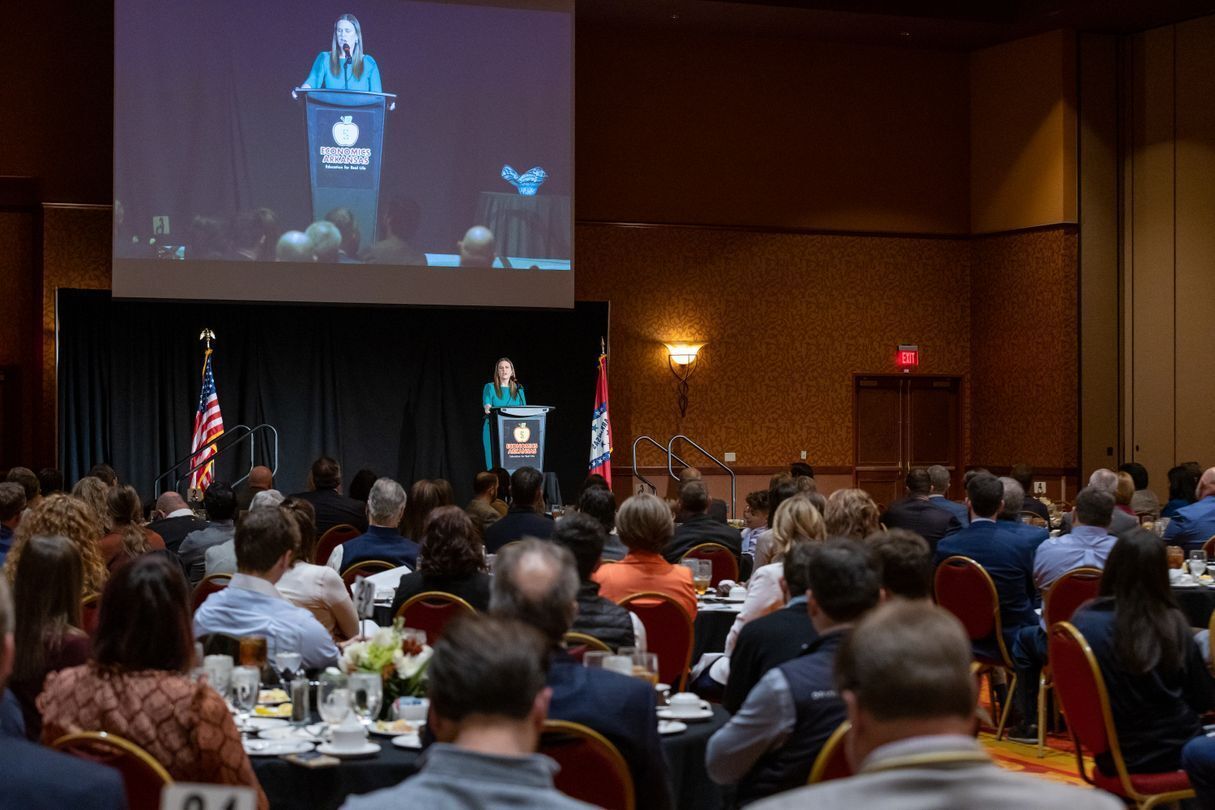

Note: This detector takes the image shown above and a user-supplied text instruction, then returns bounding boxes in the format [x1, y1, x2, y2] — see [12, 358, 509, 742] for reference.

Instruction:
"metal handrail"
[630, 435, 693, 495]
[153, 424, 279, 496]
[666, 434, 737, 518]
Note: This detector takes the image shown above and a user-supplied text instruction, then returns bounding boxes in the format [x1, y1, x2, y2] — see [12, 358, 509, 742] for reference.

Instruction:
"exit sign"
[897, 344, 920, 369]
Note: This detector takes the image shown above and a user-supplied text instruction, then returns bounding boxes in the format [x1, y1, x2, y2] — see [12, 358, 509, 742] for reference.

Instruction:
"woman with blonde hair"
[824, 488, 881, 540]
[98, 485, 165, 571]
[5, 494, 108, 596]
[71, 475, 113, 534]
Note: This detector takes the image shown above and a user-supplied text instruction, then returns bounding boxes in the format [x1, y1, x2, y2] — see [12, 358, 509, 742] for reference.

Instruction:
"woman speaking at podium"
[483, 358, 526, 469]
[299, 13, 382, 93]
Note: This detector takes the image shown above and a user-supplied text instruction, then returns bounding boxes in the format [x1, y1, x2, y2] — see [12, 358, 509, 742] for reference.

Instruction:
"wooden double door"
[853, 375, 962, 509]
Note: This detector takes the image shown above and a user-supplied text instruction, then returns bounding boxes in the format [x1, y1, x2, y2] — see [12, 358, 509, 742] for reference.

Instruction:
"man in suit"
[1010, 463, 1051, 523]
[675, 467, 730, 524]
[148, 491, 209, 554]
[723, 542, 819, 713]
[1061, 468, 1139, 535]
[177, 482, 238, 586]
[864, 529, 933, 601]
[665, 479, 742, 562]
[288, 456, 368, 536]
[484, 467, 554, 552]
[235, 465, 274, 513]
[995, 477, 1050, 572]
[880, 468, 960, 553]
[0, 577, 128, 809]
[491, 539, 672, 809]
[1164, 467, 1215, 553]
[750, 602, 1121, 810]
[326, 477, 418, 573]
[926, 465, 968, 529]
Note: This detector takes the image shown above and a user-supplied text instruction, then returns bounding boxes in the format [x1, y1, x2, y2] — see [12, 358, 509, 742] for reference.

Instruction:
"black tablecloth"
[693, 608, 738, 663]
[253, 707, 730, 810]
[1173, 585, 1215, 628]
[474, 191, 571, 259]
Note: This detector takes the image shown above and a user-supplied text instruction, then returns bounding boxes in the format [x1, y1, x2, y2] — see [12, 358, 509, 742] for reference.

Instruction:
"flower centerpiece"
[340, 620, 432, 719]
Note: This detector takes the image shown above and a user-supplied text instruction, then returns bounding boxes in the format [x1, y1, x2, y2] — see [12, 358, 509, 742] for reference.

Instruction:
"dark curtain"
[58, 290, 607, 505]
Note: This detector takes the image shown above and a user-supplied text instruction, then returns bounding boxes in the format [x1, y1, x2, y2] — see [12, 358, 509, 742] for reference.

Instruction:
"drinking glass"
[239, 636, 269, 670]
[203, 654, 233, 700]
[582, 651, 609, 669]
[319, 685, 352, 727]
[630, 651, 660, 686]
[1167, 545, 1185, 570]
[275, 651, 302, 682]
[349, 673, 383, 725]
[230, 666, 260, 730]
[1189, 550, 1208, 577]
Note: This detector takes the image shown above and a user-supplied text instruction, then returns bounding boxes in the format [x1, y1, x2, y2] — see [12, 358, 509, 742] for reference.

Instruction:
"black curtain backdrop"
[58, 290, 607, 505]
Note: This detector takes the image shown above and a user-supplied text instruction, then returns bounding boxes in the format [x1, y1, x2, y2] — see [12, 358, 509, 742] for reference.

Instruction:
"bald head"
[458, 226, 495, 267]
[276, 230, 314, 262]
[1199, 468, 1215, 500]
[490, 538, 579, 645]
[249, 466, 274, 490]
[155, 491, 188, 515]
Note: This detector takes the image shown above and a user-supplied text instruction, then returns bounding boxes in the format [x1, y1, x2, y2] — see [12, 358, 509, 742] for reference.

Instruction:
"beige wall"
[970, 30, 1078, 233]
[1122, 16, 1215, 496]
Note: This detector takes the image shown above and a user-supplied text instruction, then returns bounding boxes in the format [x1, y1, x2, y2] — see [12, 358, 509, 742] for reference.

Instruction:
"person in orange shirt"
[592, 493, 697, 618]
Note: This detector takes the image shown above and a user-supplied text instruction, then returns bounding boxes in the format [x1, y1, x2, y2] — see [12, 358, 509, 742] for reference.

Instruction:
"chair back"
[81, 593, 101, 636]
[541, 720, 635, 810]
[395, 591, 477, 643]
[934, 556, 1012, 666]
[1203, 534, 1215, 560]
[314, 523, 361, 565]
[619, 591, 694, 690]
[1018, 511, 1047, 527]
[1042, 567, 1102, 628]
[1048, 622, 1127, 790]
[807, 721, 852, 784]
[190, 573, 230, 615]
[680, 543, 740, 586]
[341, 559, 396, 593]
[52, 731, 173, 810]
[563, 631, 612, 657]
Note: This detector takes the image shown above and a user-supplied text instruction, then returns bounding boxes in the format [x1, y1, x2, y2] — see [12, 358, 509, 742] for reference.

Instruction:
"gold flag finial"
[199, 328, 216, 350]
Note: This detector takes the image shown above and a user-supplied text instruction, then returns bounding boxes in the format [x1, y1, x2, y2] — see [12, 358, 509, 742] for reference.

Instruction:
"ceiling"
[577, 0, 1215, 49]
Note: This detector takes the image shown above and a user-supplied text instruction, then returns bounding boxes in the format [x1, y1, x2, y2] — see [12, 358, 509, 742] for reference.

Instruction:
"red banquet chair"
[807, 721, 853, 785]
[313, 523, 361, 565]
[394, 591, 477, 644]
[541, 720, 635, 810]
[1036, 567, 1103, 756]
[619, 592, 694, 691]
[1049, 621, 1195, 808]
[80, 593, 101, 636]
[52, 731, 173, 810]
[190, 573, 230, 615]
[933, 555, 1018, 739]
[680, 543, 740, 587]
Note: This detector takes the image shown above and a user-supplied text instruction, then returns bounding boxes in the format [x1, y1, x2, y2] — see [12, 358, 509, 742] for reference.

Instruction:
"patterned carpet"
[980, 732, 1092, 789]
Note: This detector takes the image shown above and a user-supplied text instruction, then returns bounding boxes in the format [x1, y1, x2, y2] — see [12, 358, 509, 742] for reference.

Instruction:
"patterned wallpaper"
[0, 211, 38, 462]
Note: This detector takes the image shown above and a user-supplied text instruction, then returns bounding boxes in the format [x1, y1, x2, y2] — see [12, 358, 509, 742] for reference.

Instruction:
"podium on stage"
[490, 406, 555, 473]
[294, 88, 396, 244]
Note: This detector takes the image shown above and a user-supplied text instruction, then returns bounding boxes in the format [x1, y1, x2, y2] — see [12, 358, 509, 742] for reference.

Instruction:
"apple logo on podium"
[513, 423, 531, 443]
[332, 115, 360, 147]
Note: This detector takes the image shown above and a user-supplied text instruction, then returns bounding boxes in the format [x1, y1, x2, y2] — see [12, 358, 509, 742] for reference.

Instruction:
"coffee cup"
[667, 692, 704, 717]
[332, 715, 367, 751]
[1169, 567, 1184, 584]
[395, 697, 429, 723]
[728, 586, 747, 600]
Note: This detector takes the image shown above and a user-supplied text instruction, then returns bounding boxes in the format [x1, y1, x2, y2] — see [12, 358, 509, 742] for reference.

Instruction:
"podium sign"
[492, 406, 554, 474]
[299, 89, 394, 245]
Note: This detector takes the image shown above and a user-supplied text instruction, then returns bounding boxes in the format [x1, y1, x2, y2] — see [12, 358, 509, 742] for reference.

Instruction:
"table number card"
[161, 784, 257, 810]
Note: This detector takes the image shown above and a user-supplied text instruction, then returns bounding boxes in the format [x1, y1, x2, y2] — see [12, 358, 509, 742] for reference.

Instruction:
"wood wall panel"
[0, 210, 38, 465]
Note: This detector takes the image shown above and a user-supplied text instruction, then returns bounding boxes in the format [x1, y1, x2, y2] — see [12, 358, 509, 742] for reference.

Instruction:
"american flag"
[189, 347, 225, 492]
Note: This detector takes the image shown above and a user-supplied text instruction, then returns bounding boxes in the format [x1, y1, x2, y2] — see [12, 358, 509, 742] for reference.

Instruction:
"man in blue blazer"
[491, 538, 673, 810]
[881, 468, 961, 553]
[927, 465, 969, 529]
[0, 579, 127, 809]
[1164, 468, 1215, 553]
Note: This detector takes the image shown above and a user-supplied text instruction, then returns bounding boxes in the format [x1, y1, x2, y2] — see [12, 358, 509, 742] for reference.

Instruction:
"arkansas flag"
[188, 346, 225, 492]
[589, 349, 613, 486]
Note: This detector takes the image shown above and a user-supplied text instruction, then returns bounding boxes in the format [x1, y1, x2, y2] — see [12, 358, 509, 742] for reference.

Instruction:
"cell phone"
[282, 751, 341, 768]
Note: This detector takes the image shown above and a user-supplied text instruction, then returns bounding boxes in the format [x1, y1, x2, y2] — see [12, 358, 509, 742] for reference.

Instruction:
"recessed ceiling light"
[899, 31, 912, 37]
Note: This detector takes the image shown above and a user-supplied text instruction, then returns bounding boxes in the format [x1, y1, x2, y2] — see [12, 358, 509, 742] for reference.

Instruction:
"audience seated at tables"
[347, 468, 379, 504]
[178, 482, 238, 585]
[0, 483, 25, 565]
[666, 479, 743, 563]
[864, 528, 934, 601]
[995, 477, 1050, 556]
[400, 478, 453, 551]
[935, 473, 1041, 742]
[36, 468, 63, 498]
[749, 601, 1122, 810]
[326, 478, 417, 573]
[71, 475, 113, 534]
[550, 512, 638, 652]
[739, 490, 769, 559]
[288, 457, 368, 535]
[591, 493, 697, 619]
[1114, 471, 1138, 517]
[465, 470, 504, 539]
[148, 491, 209, 554]
[750, 476, 800, 571]
[823, 488, 881, 541]
[491, 539, 673, 810]
[1010, 463, 1052, 523]
[99, 484, 166, 571]
[706, 539, 881, 803]
[342, 614, 589, 809]
[193, 507, 339, 670]
[6, 467, 42, 513]
[276, 498, 359, 639]
[1033, 487, 1118, 592]
[0, 577, 126, 809]
[206, 489, 285, 577]
[1068, 530, 1215, 787]
[1164, 466, 1215, 553]
[86, 464, 119, 488]
[484, 467, 554, 552]
[576, 477, 626, 560]
[1119, 462, 1160, 518]
[675, 468, 730, 524]
[927, 464, 970, 528]
[722, 541, 819, 714]
[879, 468, 960, 553]
[1163, 464, 1200, 518]
[9, 535, 90, 740]
[359, 196, 427, 267]
[390, 506, 492, 615]
[1062, 469, 1140, 535]
[5, 493, 108, 598]
[38, 554, 268, 808]
[235, 465, 275, 513]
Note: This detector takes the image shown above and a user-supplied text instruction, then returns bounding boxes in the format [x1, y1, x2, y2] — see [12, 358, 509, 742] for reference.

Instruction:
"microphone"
[343, 43, 352, 66]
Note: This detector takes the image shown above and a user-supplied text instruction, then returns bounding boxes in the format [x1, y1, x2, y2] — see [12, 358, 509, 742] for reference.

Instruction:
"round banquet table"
[693, 603, 740, 662]
[1172, 584, 1215, 628]
[252, 706, 730, 810]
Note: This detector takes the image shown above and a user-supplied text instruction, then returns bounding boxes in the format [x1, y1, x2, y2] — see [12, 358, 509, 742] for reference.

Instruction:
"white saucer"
[1173, 582, 1201, 589]
[391, 733, 423, 749]
[317, 741, 382, 758]
[243, 739, 314, 757]
[240, 717, 290, 732]
[258, 725, 326, 743]
[657, 704, 713, 722]
[658, 720, 687, 735]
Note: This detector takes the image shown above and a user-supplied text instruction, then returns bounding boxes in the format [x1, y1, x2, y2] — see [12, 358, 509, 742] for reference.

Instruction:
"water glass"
[230, 666, 260, 729]
[349, 673, 383, 724]
[630, 651, 659, 686]
[275, 651, 303, 681]
[203, 654, 234, 700]
[319, 685, 352, 727]
[583, 651, 609, 669]
[1189, 550, 1207, 577]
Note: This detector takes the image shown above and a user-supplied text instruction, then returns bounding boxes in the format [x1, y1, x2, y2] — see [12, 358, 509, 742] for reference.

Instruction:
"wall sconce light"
[663, 342, 705, 417]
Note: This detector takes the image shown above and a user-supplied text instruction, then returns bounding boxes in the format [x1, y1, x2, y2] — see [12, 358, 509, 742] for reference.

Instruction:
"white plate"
[243, 739, 314, 757]
[370, 721, 423, 738]
[657, 704, 714, 722]
[391, 733, 423, 750]
[1173, 582, 1201, 589]
[658, 720, 687, 735]
[258, 725, 326, 743]
[317, 741, 381, 758]
[240, 717, 290, 732]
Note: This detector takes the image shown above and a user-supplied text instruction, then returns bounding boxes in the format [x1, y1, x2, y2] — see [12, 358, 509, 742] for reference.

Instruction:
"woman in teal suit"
[483, 357, 526, 469]
[297, 14, 383, 94]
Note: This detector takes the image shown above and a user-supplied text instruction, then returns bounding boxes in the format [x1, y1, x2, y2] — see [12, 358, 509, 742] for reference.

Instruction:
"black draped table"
[1173, 584, 1215, 628]
[474, 191, 571, 260]
[693, 601, 741, 663]
[252, 707, 729, 810]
